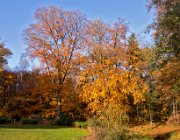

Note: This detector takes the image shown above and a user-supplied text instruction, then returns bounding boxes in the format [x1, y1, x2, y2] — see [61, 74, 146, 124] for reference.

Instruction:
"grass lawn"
[0, 125, 89, 140]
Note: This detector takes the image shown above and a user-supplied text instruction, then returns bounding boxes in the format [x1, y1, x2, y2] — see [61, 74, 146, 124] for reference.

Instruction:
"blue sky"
[0, 0, 153, 68]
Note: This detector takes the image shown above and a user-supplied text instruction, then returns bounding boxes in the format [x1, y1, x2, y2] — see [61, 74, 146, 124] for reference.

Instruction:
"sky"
[0, 0, 153, 69]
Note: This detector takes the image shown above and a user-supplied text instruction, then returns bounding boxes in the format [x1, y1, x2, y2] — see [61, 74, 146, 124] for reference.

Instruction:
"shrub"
[0, 117, 12, 124]
[86, 103, 130, 140]
[73, 121, 87, 128]
[21, 118, 39, 125]
[55, 112, 73, 126]
[87, 118, 102, 127]
[104, 128, 130, 140]
[0, 118, 6, 124]
[87, 124, 130, 140]
[6, 118, 13, 123]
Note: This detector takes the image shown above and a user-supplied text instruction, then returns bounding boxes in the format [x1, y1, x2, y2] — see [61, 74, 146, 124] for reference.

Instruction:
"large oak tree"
[24, 6, 87, 119]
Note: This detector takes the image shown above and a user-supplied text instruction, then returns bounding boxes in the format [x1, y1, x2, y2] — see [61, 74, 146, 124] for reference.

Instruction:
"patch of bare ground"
[131, 123, 180, 138]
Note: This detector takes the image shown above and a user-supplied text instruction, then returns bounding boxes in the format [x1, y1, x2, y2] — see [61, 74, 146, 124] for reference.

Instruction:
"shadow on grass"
[0, 125, 71, 129]
[131, 132, 173, 140]
[153, 131, 173, 140]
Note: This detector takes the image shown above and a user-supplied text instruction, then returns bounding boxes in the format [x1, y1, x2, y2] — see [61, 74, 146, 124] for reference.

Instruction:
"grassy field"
[0, 124, 179, 140]
[0, 125, 89, 140]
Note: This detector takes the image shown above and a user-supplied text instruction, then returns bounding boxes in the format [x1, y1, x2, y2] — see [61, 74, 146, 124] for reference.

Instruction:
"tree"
[126, 33, 144, 73]
[78, 20, 147, 121]
[148, 0, 180, 60]
[1, 70, 41, 119]
[24, 6, 87, 119]
[148, 0, 180, 122]
[126, 33, 148, 123]
[0, 41, 12, 116]
[0, 41, 12, 69]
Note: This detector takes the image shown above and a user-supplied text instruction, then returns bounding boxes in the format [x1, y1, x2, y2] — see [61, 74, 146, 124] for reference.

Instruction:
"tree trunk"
[175, 99, 178, 116]
[136, 105, 139, 122]
[173, 98, 176, 121]
[143, 104, 146, 122]
[149, 103, 153, 125]
[57, 95, 61, 119]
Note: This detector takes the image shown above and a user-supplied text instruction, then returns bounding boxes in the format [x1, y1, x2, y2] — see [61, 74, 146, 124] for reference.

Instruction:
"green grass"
[0, 125, 89, 140]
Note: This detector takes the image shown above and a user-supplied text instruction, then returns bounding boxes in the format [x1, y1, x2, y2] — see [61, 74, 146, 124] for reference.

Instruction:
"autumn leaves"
[24, 6, 147, 119]
[78, 20, 147, 117]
